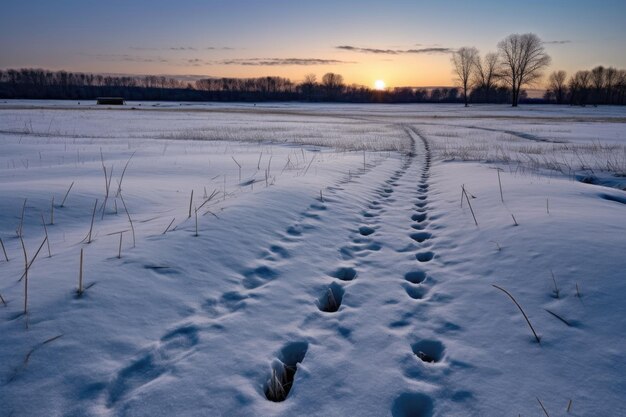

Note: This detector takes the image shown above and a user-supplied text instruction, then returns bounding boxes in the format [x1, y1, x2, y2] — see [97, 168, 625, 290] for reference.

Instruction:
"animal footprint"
[106, 325, 199, 407]
[264, 342, 308, 402]
[392, 392, 434, 417]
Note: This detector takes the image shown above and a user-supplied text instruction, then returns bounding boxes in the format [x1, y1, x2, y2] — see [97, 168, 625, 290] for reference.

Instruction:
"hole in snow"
[411, 340, 445, 363]
[359, 226, 375, 236]
[405, 271, 427, 284]
[329, 267, 357, 281]
[410, 232, 432, 243]
[412, 213, 427, 223]
[392, 392, 434, 417]
[264, 342, 308, 402]
[416, 252, 434, 262]
[318, 282, 344, 313]
[405, 285, 427, 300]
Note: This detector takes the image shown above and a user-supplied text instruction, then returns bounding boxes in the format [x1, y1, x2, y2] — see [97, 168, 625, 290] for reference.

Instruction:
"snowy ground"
[1, 101, 625, 417]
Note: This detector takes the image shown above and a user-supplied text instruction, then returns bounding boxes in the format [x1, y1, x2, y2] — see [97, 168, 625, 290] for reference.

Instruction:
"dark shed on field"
[96, 97, 125, 105]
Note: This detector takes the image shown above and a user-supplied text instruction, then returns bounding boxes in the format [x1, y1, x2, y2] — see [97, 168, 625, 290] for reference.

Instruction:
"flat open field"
[1, 101, 625, 417]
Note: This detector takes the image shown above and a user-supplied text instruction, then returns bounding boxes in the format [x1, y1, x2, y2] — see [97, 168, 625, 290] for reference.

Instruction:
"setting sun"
[374, 79, 386, 90]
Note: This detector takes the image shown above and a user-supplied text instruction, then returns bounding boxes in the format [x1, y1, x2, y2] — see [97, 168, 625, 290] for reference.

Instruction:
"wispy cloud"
[219, 58, 355, 66]
[543, 40, 572, 45]
[87, 53, 170, 63]
[336, 45, 453, 54]
[130, 46, 234, 51]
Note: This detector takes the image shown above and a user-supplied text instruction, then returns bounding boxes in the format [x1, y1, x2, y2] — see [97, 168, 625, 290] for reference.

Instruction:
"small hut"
[96, 97, 125, 105]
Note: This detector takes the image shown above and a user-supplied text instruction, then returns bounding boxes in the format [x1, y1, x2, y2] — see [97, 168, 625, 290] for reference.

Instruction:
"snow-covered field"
[1, 101, 625, 417]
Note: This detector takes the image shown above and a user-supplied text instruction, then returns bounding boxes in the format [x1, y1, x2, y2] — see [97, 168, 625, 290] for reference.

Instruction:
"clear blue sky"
[1, 0, 625, 87]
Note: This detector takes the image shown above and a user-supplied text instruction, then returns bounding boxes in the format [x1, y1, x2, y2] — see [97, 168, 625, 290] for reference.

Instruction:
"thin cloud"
[336, 46, 399, 54]
[543, 40, 572, 45]
[130, 46, 233, 51]
[219, 58, 355, 66]
[88, 53, 170, 63]
[337, 45, 452, 54]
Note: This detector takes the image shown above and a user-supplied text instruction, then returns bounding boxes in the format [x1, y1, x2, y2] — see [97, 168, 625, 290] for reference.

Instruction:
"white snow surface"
[1, 101, 625, 417]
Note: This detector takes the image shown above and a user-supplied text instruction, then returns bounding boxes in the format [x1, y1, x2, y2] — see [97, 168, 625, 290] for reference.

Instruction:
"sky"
[1, 0, 626, 88]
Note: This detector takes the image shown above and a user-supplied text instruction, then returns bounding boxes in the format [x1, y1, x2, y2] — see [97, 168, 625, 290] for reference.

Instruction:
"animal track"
[411, 213, 427, 223]
[410, 232, 431, 243]
[242, 265, 278, 289]
[404, 271, 427, 284]
[358, 226, 376, 236]
[106, 324, 199, 407]
[392, 392, 434, 417]
[415, 252, 434, 263]
[329, 266, 357, 281]
[317, 282, 344, 312]
[404, 284, 427, 300]
[411, 339, 445, 363]
[264, 342, 308, 402]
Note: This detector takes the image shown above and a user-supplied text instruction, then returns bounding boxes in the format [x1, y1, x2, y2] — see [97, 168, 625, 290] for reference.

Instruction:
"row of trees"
[0, 68, 527, 103]
[451, 32, 626, 106]
[0, 68, 190, 89]
[545, 66, 626, 106]
[452, 33, 551, 107]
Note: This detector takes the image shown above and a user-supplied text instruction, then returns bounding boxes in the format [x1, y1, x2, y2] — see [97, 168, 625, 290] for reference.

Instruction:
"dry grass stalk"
[266, 368, 287, 402]
[0, 238, 9, 262]
[116, 151, 135, 196]
[18, 236, 48, 283]
[119, 192, 135, 247]
[462, 185, 478, 226]
[0, 291, 6, 307]
[537, 397, 551, 417]
[41, 214, 51, 257]
[497, 168, 504, 203]
[19, 236, 29, 324]
[489, 240, 502, 252]
[551, 270, 560, 298]
[8, 334, 63, 382]
[188, 190, 194, 218]
[492, 284, 541, 344]
[87, 199, 98, 244]
[231, 156, 242, 182]
[544, 309, 571, 327]
[100, 150, 112, 219]
[17, 198, 27, 237]
[511, 213, 519, 226]
[163, 217, 176, 235]
[60, 181, 74, 207]
[567, 399, 573, 413]
[303, 154, 315, 175]
[50, 196, 54, 225]
[117, 232, 123, 259]
[77, 248, 84, 296]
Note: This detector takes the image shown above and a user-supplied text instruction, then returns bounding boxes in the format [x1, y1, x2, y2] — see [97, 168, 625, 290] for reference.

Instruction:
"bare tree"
[473, 52, 500, 102]
[321, 73, 344, 99]
[591, 66, 605, 105]
[569, 70, 592, 106]
[300, 73, 317, 100]
[451, 47, 479, 107]
[604, 67, 617, 103]
[498, 33, 551, 106]
[547, 70, 567, 104]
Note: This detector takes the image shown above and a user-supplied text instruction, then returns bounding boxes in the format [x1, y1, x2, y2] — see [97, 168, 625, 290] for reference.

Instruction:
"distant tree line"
[0, 67, 520, 103]
[544, 66, 626, 106]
